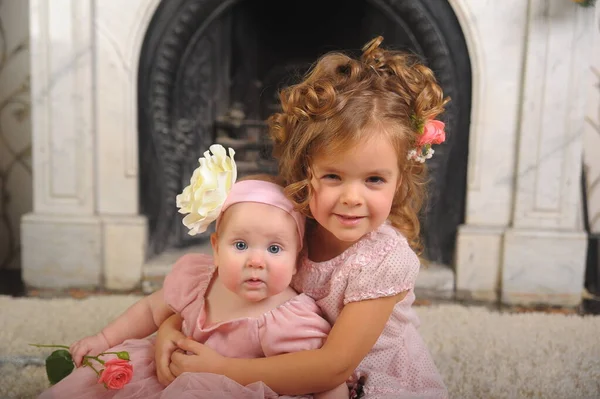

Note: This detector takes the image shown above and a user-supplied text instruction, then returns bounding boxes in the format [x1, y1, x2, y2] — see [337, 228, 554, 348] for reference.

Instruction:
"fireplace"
[22, 0, 595, 306]
[138, 0, 472, 267]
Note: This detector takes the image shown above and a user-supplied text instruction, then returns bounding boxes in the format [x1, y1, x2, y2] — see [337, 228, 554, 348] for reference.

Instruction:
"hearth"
[138, 0, 472, 266]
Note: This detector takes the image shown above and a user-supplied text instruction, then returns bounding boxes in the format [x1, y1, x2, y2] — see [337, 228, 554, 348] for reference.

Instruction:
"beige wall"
[0, 0, 31, 271]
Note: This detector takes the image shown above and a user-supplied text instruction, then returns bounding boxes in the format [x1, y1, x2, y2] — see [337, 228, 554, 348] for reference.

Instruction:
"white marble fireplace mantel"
[21, 0, 597, 306]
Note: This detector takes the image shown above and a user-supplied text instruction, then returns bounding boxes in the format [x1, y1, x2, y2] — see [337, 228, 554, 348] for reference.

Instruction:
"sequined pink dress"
[37, 254, 330, 399]
[291, 223, 448, 399]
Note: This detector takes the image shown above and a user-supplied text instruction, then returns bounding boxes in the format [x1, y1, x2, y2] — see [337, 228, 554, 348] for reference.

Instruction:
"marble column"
[453, 0, 529, 302]
[501, 1, 593, 306]
[583, 6, 600, 233]
[582, 4, 600, 295]
[21, 0, 147, 290]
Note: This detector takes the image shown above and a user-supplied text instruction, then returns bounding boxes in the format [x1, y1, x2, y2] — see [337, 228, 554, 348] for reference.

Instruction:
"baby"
[37, 149, 347, 399]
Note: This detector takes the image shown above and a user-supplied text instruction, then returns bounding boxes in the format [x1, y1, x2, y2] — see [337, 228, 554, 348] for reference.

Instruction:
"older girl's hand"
[155, 314, 185, 386]
[169, 338, 226, 376]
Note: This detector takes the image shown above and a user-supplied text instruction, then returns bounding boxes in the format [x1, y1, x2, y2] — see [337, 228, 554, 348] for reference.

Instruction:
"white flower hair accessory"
[176, 144, 237, 235]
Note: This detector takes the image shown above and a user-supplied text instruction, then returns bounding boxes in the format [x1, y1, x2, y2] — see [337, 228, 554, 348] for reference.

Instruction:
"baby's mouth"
[244, 277, 264, 286]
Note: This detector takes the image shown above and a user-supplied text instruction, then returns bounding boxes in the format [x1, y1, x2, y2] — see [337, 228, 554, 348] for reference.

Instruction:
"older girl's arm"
[172, 291, 406, 395]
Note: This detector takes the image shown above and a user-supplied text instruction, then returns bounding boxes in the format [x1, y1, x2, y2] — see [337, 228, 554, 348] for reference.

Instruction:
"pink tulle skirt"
[37, 338, 309, 399]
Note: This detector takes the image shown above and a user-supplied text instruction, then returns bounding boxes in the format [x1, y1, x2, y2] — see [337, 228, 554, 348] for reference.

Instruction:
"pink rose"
[417, 120, 446, 147]
[98, 358, 133, 390]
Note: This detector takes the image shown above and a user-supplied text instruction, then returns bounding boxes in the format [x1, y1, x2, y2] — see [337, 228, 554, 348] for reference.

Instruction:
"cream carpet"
[1, 295, 599, 399]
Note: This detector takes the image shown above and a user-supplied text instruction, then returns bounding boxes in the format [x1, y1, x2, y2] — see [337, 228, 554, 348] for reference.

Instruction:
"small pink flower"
[98, 358, 133, 390]
[417, 120, 446, 147]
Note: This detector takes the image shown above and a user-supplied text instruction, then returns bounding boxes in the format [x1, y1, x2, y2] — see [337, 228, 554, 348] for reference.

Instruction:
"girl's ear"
[210, 233, 219, 267]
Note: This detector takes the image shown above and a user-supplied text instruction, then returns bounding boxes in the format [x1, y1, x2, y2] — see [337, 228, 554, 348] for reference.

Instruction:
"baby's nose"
[246, 252, 265, 269]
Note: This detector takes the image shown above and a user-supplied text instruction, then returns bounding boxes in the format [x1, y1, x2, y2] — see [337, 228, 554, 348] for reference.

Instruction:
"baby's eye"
[268, 245, 282, 254]
[234, 241, 247, 250]
[366, 176, 385, 184]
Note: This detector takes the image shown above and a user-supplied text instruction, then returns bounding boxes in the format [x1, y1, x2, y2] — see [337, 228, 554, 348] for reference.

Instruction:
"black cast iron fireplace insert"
[138, 0, 472, 268]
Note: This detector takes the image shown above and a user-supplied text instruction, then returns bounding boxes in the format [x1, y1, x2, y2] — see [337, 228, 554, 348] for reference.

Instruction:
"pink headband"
[216, 180, 305, 248]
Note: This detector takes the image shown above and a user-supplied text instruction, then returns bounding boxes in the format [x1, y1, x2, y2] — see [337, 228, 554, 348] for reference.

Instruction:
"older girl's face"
[308, 133, 400, 252]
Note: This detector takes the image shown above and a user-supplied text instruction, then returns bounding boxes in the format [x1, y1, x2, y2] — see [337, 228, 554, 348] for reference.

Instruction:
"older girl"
[157, 36, 449, 399]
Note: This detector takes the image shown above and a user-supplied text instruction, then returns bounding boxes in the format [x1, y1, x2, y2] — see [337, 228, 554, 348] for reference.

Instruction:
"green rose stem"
[82, 358, 103, 377]
[29, 344, 131, 374]
[30, 344, 70, 349]
[100, 351, 130, 360]
[30, 344, 130, 360]
[30, 343, 131, 385]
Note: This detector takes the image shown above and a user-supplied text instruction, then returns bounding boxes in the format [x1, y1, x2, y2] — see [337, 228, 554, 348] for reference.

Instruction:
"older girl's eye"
[367, 176, 385, 184]
[268, 245, 282, 254]
[234, 241, 247, 250]
[322, 174, 340, 180]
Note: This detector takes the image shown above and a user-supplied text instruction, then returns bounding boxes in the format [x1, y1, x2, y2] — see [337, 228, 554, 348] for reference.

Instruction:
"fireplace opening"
[138, 0, 472, 267]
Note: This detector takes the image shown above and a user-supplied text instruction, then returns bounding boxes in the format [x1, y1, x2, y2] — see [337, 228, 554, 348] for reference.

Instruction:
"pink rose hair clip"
[407, 118, 446, 163]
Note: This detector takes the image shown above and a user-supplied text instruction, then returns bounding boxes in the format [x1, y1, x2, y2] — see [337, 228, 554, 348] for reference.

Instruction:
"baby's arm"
[70, 289, 174, 366]
[171, 291, 406, 395]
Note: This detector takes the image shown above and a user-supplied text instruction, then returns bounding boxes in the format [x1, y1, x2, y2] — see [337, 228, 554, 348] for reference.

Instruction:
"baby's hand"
[69, 333, 110, 367]
[155, 314, 185, 386]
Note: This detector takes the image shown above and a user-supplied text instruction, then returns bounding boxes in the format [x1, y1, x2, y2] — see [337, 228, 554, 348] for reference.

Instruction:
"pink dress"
[292, 223, 448, 399]
[38, 254, 331, 399]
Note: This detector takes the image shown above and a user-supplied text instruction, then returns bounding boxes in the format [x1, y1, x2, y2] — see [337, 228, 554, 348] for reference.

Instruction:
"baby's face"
[211, 202, 300, 302]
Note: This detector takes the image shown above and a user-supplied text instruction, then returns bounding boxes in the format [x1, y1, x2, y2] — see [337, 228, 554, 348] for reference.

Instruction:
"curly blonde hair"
[268, 36, 448, 254]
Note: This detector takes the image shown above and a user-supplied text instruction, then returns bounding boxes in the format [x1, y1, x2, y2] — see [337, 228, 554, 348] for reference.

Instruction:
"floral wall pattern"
[0, 0, 31, 271]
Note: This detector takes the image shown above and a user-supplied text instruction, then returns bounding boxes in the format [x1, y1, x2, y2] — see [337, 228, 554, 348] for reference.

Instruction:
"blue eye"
[268, 245, 281, 254]
[234, 241, 247, 250]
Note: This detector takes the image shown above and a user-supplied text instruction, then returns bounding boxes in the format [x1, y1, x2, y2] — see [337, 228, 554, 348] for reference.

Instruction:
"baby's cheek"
[220, 269, 242, 291]
[268, 267, 295, 293]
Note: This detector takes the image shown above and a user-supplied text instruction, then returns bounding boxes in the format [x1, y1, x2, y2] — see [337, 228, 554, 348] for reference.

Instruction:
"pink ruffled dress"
[291, 223, 448, 399]
[37, 254, 331, 399]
